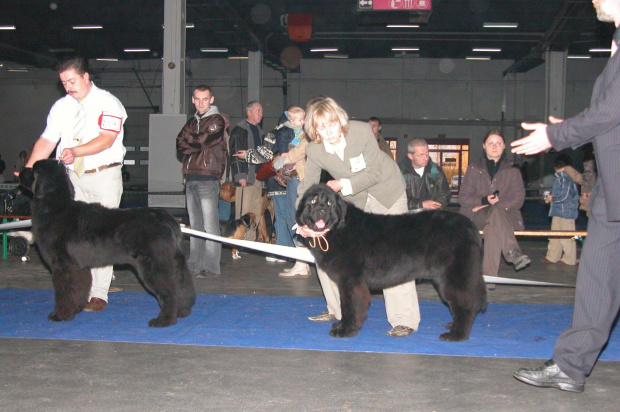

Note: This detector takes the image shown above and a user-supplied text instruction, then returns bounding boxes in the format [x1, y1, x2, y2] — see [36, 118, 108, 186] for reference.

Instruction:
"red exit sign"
[358, 0, 431, 11]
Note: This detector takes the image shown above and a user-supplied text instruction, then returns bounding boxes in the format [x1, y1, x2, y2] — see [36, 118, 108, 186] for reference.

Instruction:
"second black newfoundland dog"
[297, 184, 487, 341]
[24, 159, 195, 327]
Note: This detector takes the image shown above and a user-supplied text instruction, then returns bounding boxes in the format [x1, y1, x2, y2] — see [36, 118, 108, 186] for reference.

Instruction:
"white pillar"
[544, 50, 567, 120]
[161, 0, 186, 115]
[248, 51, 263, 103]
[148, 0, 187, 207]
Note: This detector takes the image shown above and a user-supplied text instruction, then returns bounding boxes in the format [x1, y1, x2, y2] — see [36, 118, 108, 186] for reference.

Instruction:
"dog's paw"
[148, 316, 177, 327]
[48, 311, 74, 322]
[445, 321, 453, 330]
[329, 321, 359, 338]
[439, 331, 468, 342]
[232, 251, 241, 260]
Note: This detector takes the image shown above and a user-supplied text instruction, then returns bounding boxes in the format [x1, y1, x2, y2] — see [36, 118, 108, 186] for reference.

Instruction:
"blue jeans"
[185, 178, 221, 275]
[218, 199, 232, 221]
[272, 193, 294, 247]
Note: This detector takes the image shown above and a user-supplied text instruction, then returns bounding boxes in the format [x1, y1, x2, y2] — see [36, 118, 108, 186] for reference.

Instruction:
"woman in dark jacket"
[459, 129, 530, 282]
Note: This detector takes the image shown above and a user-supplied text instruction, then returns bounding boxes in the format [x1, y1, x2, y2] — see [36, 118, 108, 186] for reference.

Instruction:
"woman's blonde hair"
[304, 96, 349, 143]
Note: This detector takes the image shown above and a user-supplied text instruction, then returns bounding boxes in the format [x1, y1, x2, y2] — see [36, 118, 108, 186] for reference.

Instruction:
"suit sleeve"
[548, 56, 620, 150]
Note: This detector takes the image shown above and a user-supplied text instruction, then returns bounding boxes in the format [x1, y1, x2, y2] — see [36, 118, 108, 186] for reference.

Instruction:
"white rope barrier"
[0, 219, 571, 287]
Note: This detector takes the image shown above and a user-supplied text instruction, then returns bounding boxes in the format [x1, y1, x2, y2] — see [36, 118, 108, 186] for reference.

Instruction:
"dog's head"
[296, 184, 347, 231]
[30, 159, 74, 200]
[241, 212, 257, 230]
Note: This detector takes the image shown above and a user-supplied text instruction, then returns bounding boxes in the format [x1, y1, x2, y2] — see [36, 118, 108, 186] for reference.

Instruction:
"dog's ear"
[333, 192, 348, 228]
[19, 167, 34, 190]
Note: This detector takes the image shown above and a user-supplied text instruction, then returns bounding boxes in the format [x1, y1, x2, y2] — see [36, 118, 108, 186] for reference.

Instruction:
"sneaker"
[196, 270, 220, 278]
[279, 262, 310, 278]
[508, 249, 531, 271]
[308, 310, 336, 322]
[386, 325, 416, 337]
[265, 256, 287, 263]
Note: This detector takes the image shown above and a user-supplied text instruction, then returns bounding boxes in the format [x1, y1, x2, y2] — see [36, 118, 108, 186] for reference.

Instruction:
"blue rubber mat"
[0, 289, 618, 360]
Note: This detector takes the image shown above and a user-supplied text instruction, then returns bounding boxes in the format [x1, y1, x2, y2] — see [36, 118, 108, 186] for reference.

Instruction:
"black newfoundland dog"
[23, 159, 195, 327]
[297, 184, 487, 341]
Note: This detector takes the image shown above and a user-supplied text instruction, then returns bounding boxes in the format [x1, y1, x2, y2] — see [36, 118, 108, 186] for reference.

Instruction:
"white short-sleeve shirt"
[42, 82, 127, 172]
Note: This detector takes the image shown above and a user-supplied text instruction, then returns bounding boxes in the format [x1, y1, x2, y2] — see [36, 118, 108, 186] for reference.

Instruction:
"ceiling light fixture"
[201, 48, 228, 53]
[48, 48, 75, 53]
[124, 48, 150, 52]
[228, 56, 248, 60]
[324, 54, 349, 59]
[391, 47, 420, 51]
[589, 48, 612, 53]
[72, 25, 103, 29]
[0, 25, 16, 30]
[161, 24, 195, 29]
[386, 24, 419, 28]
[310, 48, 338, 52]
[6, 67, 29, 72]
[466, 56, 491, 60]
[96, 58, 119, 61]
[472, 48, 501, 52]
[483, 22, 518, 28]
[567, 55, 591, 59]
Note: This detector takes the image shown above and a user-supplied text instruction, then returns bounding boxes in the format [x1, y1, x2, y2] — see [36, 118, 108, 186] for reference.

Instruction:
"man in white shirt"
[26, 57, 127, 312]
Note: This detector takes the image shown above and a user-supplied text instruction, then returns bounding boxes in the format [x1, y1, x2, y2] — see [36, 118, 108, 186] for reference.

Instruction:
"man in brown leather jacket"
[176, 85, 227, 278]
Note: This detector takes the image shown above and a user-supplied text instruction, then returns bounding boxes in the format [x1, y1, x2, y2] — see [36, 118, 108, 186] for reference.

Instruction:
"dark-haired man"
[176, 86, 227, 278]
[25, 57, 127, 312]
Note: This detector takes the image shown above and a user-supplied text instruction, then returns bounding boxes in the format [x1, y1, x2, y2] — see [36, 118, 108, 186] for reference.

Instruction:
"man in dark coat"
[511, 0, 620, 393]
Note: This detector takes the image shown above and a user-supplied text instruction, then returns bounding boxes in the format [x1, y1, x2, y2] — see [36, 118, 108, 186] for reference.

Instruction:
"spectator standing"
[541, 154, 580, 265]
[367, 117, 393, 157]
[25, 57, 127, 312]
[229, 101, 265, 241]
[176, 85, 227, 278]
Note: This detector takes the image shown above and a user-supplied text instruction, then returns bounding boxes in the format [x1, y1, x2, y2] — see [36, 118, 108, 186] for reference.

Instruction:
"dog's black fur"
[23, 159, 195, 327]
[219, 212, 256, 259]
[296, 184, 487, 341]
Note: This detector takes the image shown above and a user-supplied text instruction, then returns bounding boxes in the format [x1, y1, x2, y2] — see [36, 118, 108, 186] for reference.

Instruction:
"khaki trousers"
[235, 179, 263, 241]
[545, 216, 577, 265]
[315, 192, 421, 330]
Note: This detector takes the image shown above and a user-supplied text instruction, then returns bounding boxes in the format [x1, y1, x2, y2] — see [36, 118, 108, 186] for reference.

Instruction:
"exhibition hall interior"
[1, 1, 619, 410]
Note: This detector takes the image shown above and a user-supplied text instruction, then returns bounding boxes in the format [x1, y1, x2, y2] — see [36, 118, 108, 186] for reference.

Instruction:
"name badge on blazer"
[349, 154, 366, 173]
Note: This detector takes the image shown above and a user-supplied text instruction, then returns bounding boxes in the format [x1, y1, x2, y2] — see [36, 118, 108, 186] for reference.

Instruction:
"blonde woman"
[295, 97, 419, 337]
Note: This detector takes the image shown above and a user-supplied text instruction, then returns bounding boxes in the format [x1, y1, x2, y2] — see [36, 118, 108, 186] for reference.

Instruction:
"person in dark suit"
[510, 0, 620, 393]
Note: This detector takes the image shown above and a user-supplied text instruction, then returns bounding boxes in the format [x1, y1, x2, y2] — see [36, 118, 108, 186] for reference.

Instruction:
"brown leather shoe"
[84, 297, 107, 312]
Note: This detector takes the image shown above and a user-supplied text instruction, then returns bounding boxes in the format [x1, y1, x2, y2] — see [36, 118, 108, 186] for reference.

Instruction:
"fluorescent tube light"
[472, 48, 501, 52]
[483, 22, 518, 28]
[201, 48, 228, 53]
[391, 47, 420, 51]
[310, 48, 338, 52]
[466, 56, 491, 61]
[72, 25, 103, 29]
[386, 24, 419, 28]
[124, 48, 151, 52]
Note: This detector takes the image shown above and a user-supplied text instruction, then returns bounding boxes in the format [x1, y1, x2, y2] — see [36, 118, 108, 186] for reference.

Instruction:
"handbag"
[255, 157, 277, 181]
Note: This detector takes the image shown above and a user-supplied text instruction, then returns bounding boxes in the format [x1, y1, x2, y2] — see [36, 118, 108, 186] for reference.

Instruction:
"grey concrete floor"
[1, 237, 619, 411]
